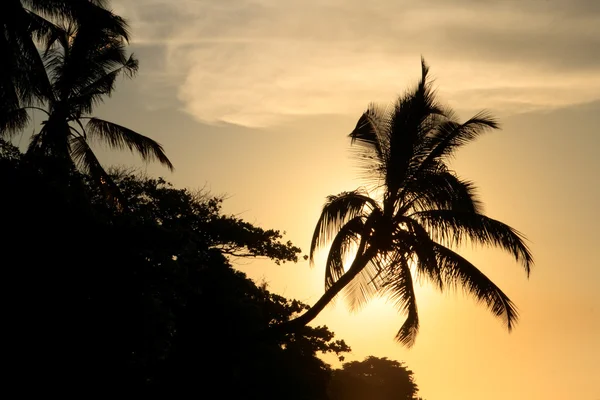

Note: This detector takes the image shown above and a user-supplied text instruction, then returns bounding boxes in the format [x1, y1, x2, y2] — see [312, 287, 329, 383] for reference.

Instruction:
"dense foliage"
[330, 357, 422, 400]
[1, 141, 352, 397]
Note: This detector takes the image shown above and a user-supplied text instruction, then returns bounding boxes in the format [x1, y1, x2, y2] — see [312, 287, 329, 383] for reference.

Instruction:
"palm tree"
[4, 6, 172, 202]
[1, 0, 129, 136]
[279, 60, 533, 346]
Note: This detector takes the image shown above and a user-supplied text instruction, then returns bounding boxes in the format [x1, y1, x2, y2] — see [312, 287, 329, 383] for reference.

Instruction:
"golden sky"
[91, 1, 600, 398]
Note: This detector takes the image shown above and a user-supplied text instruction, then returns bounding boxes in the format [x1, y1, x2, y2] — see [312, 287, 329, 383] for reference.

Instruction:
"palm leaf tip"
[502, 298, 519, 332]
[392, 286, 419, 347]
[395, 316, 419, 347]
[469, 110, 500, 130]
[415, 210, 533, 277]
[420, 56, 430, 82]
[381, 254, 420, 347]
[435, 244, 521, 331]
[0, 108, 30, 137]
[513, 230, 533, 278]
[123, 54, 139, 77]
[486, 223, 533, 277]
[85, 118, 174, 171]
[483, 290, 519, 332]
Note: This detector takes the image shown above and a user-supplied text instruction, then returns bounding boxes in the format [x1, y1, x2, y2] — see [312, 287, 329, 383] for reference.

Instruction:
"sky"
[83, 1, 600, 399]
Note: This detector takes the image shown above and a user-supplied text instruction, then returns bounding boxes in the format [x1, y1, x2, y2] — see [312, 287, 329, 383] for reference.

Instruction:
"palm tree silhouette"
[1, 0, 129, 136]
[1, 2, 172, 202]
[280, 60, 533, 346]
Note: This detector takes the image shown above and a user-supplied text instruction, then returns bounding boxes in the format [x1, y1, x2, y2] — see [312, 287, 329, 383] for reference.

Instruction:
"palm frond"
[344, 251, 388, 312]
[70, 134, 102, 174]
[394, 220, 443, 290]
[75, 2, 131, 42]
[23, 0, 130, 42]
[434, 244, 519, 330]
[420, 112, 499, 170]
[381, 252, 419, 347]
[0, 107, 30, 138]
[0, 48, 22, 111]
[1, 4, 54, 104]
[325, 216, 365, 290]
[0, 67, 26, 130]
[31, 11, 65, 56]
[70, 134, 121, 205]
[69, 54, 138, 114]
[44, 45, 67, 95]
[27, 8, 62, 45]
[399, 168, 483, 215]
[72, 41, 134, 90]
[386, 58, 447, 194]
[310, 190, 380, 263]
[85, 117, 174, 171]
[413, 210, 533, 275]
[42, 11, 133, 102]
[349, 103, 392, 180]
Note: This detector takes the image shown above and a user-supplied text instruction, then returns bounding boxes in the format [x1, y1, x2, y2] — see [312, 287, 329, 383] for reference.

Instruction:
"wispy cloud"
[113, 0, 600, 126]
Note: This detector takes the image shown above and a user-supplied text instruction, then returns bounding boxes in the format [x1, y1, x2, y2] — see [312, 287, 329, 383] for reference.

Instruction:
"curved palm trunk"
[272, 245, 379, 335]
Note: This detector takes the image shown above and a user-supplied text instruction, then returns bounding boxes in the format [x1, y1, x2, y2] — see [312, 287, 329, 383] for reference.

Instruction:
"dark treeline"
[1, 140, 422, 399]
[1, 1, 425, 397]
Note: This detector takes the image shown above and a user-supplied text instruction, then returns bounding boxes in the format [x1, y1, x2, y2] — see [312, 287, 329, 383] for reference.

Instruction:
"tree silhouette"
[1, 149, 349, 396]
[329, 356, 420, 400]
[35, 24, 171, 190]
[1, 1, 169, 205]
[278, 59, 533, 346]
[1, 0, 129, 136]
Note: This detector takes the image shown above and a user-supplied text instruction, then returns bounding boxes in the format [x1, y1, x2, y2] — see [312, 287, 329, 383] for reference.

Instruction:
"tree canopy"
[329, 356, 421, 400]
[0, 144, 349, 397]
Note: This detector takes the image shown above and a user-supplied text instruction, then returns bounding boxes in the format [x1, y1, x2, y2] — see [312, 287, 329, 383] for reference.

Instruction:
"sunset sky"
[79, 1, 600, 399]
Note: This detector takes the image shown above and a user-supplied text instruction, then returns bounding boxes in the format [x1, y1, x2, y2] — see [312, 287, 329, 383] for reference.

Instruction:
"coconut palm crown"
[282, 60, 533, 346]
[21, 17, 172, 206]
[1, 0, 130, 136]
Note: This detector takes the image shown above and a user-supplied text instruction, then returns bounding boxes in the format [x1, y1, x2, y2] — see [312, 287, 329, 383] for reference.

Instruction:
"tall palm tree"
[0, 0, 129, 136]
[17, 19, 172, 205]
[279, 60, 533, 346]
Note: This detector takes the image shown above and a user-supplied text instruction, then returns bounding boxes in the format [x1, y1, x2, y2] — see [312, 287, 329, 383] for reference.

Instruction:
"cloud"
[113, 0, 600, 127]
